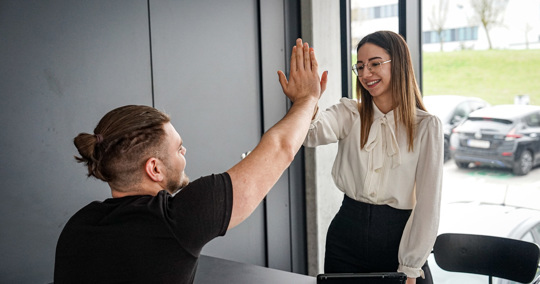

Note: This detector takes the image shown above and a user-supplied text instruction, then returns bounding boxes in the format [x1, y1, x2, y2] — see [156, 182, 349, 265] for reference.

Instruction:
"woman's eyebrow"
[357, 56, 383, 63]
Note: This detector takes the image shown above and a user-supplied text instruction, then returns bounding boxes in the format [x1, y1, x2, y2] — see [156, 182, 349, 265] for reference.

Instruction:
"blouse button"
[375, 168, 381, 173]
[370, 192, 376, 197]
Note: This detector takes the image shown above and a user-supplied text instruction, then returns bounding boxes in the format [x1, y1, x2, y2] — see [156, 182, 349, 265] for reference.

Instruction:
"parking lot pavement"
[441, 162, 540, 210]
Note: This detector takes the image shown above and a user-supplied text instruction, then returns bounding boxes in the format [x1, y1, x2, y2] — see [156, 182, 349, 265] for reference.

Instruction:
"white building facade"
[350, 0, 540, 53]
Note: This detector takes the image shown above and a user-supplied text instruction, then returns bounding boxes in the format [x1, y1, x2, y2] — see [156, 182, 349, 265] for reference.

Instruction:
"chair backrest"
[433, 233, 540, 283]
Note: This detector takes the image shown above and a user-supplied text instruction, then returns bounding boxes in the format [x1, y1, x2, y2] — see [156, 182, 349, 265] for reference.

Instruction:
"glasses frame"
[352, 59, 392, 77]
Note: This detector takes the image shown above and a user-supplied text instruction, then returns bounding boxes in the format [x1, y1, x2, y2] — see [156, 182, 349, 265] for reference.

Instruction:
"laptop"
[317, 272, 407, 284]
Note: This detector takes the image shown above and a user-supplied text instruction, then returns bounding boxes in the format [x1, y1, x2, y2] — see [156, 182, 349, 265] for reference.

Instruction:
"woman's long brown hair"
[356, 31, 426, 151]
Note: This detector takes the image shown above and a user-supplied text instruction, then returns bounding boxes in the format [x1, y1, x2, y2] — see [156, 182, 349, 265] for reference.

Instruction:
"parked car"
[450, 104, 540, 175]
[423, 95, 490, 162]
[429, 201, 540, 284]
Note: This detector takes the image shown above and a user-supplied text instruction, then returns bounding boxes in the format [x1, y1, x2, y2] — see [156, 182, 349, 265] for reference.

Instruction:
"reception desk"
[195, 255, 317, 284]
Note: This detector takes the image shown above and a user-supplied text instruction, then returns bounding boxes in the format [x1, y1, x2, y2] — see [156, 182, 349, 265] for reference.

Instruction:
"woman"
[304, 31, 443, 284]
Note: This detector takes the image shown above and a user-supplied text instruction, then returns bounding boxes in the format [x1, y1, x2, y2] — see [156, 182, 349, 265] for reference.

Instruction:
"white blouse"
[304, 98, 443, 278]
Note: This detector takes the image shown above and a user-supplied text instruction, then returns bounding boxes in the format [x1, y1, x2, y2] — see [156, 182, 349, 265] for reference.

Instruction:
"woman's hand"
[277, 38, 327, 104]
[406, 277, 416, 284]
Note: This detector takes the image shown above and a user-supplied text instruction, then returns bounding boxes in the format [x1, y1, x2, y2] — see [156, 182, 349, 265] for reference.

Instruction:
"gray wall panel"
[0, 1, 151, 282]
[149, 0, 266, 266]
[0, 0, 307, 280]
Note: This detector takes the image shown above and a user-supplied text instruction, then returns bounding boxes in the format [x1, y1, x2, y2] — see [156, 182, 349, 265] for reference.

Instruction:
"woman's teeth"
[367, 80, 380, 86]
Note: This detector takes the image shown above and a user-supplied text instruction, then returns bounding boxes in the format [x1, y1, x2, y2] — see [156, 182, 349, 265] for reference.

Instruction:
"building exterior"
[351, 0, 540, 53]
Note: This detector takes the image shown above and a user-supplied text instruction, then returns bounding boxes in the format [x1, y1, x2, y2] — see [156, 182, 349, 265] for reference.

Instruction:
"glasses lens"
[369, 61, 382, 72]
[352, 63, 363, 76]
[353, 60, 389, 77]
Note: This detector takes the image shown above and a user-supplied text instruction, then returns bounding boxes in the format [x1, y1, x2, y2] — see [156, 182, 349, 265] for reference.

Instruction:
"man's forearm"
[261, 96, 318, 158]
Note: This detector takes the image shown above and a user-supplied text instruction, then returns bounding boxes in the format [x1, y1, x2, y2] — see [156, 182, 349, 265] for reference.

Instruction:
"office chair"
[432, 233, 540, 284]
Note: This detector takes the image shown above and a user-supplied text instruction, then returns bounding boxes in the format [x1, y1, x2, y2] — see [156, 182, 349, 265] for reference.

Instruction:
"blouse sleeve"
[397, 115, 444, 278]
[304, 98, 359, 147]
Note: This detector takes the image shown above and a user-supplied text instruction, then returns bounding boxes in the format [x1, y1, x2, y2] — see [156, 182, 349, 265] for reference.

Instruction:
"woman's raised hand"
[278, 38, 327, 103]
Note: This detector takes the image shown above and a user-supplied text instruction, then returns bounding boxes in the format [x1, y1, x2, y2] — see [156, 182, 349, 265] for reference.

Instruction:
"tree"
[470, 0, 508, 49]
[428, 0, 450, 52]
[524, 23, 533, 49]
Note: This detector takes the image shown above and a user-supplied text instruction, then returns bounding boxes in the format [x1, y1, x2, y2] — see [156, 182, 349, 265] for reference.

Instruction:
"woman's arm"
[304, 98, 359, 147]
[398, 115, 444, 279]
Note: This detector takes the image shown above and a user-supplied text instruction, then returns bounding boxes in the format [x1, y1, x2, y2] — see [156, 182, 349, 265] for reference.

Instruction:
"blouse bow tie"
[364, 116, 401, 171]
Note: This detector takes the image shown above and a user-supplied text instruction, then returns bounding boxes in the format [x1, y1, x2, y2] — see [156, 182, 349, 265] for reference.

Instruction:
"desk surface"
[195, 255, 316, 284]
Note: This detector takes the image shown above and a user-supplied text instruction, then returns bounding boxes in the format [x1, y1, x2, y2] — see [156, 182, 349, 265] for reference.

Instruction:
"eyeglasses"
[352, 59, 391, 77]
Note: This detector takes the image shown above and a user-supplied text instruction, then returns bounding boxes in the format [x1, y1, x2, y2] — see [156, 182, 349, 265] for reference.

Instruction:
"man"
[54, 39, 327, 283]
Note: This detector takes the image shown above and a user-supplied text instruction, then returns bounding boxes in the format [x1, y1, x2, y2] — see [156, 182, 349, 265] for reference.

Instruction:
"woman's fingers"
[294, 39, 315, 72]
[309, 48, 318, 73]
[304, 43, 310, 70]
[289, 46, 297, 74]
[295, 38, 304, 70]
[281, 38, 322, 87]
[278, 38, 324, 103]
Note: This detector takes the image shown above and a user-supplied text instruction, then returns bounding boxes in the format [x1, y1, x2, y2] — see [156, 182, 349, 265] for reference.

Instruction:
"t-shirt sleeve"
[162, 173, 233, 247]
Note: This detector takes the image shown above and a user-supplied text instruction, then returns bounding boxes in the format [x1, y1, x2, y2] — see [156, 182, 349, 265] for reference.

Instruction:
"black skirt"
[324, 194, 432, 283]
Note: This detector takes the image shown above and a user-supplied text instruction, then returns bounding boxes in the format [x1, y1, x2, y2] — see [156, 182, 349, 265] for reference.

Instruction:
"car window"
[459, 118, 514, 133]
[522, 231, 534, 243]
[470, 101, 488, 112]
[525, 112, 540, 127]
[454, 102, 471, 119]
[532, 223, 540, 243]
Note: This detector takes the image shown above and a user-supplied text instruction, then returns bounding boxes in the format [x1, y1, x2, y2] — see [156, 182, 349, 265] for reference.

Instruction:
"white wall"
[301, 0, 344, 276]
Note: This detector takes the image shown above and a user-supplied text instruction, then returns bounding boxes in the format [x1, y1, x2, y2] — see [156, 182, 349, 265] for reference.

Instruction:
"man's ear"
[144, 157, 164, 182]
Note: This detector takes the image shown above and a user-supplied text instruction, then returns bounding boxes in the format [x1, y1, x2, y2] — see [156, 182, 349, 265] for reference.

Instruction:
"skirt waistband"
[340, 194, 411, 219]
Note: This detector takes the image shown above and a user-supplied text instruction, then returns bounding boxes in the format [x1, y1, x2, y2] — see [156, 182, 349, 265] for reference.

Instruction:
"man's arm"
[226, 39, 327, 229]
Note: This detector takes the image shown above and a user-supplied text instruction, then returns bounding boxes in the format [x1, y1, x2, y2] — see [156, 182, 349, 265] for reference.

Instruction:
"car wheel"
[513, 149, 533, 176]
[455, 161, 469, 169]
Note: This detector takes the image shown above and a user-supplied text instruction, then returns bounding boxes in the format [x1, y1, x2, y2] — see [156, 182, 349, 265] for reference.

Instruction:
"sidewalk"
[441, 162, 540, 210]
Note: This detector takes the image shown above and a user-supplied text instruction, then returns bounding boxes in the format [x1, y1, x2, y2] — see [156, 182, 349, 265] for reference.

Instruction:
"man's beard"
[166, 172, 189, 194]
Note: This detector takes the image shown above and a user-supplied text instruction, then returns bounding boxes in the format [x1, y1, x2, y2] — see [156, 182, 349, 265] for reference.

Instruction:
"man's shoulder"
[181, 172, 232, 193]
[62, 195, 153, 227]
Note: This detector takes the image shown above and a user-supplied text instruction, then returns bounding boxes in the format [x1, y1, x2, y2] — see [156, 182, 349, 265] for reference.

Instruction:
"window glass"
[526, 112, 540, 127]
[454, 102, 471, 118]
[522, 231, 534, 243]
[350, 0, 399, 99]
[348, 0, 540, 282]
[422, 0, 540, 105]
[421, 0, 540, 281]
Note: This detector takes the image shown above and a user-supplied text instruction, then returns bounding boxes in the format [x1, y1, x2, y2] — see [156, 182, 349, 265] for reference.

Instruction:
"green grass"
[351, 49, 540, 105]
[422, 49, 540, 105]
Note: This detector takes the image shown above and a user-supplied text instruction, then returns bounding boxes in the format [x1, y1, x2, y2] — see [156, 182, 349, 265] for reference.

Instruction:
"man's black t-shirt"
[54, 173, 233, 284]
